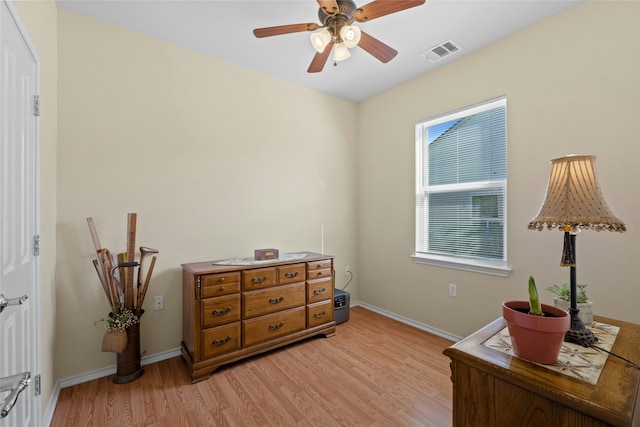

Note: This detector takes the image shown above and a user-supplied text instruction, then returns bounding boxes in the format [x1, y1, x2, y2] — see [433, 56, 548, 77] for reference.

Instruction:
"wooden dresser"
[443, 316, 640, 427]
[181, 252, 336, 382]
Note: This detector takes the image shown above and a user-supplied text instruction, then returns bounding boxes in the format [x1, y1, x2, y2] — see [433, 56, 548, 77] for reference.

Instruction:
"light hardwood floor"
[51, 306, 454, 426]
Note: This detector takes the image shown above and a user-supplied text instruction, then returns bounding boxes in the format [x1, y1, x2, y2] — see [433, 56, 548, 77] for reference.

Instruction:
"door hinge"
[34, 235, 40, 256]
[34, 374, 41, 396]
[33, 95, 40, 116]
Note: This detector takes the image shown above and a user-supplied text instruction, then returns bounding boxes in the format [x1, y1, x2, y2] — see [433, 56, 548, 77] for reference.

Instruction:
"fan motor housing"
[318, 0, 357, 26]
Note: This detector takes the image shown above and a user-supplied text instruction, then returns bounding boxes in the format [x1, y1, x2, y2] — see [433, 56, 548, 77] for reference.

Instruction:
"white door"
[0, 0, 40, 425]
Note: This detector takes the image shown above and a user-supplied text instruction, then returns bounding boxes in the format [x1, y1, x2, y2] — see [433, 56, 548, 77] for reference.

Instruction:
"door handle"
[0, 371, 30, 418]
[0, 294, 28, 314]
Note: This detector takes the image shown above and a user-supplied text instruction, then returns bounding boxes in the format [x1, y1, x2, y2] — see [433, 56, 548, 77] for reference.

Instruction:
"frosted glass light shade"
[340, 25, 361, 48]
[310, 29, 331, 53]
[333, 42, 351, 61]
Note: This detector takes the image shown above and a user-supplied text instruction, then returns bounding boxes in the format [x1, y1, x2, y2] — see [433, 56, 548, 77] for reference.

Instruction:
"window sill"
[411, 253, 512, 277]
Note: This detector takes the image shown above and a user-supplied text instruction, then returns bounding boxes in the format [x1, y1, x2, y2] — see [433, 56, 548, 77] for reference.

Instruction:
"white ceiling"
[56, 0, 582, 103]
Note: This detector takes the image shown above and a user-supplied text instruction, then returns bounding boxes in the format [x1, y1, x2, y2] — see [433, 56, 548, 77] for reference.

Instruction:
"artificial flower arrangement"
[99, 306, 140, 353]
[103, 307, 139, 330]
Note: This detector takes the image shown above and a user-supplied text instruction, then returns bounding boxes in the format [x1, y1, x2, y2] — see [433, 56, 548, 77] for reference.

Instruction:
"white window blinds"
[416, 98, 507, 264]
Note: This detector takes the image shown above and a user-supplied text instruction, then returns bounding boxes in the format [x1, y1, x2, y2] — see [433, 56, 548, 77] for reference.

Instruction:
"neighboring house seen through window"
[414, 97, 510, 276]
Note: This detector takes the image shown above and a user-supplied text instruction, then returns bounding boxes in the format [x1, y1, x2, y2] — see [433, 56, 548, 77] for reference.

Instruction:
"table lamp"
[528, 155, 626, 346]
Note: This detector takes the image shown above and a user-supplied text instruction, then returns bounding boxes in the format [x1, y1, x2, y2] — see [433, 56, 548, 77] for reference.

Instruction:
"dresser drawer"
[202, 294, 241, 328]
[307, 259, 332, 280]
[243, 267, 276, 291]
[201, 272, 240, 298]
[242, 283, 305, 319]
[307, 268, 331, 280]
[277, 263, 305, 284]
[242, 307, 306, 347]
[307, 277, 332, 304]
[307, 259, 332, 272]
[307, 300, 334, 328]
[201, 322, 241, 359]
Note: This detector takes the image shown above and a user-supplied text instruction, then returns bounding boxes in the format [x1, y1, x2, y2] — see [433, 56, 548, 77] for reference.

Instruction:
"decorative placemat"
[484, 322, 619, 384]
[214, 252, 308, 266]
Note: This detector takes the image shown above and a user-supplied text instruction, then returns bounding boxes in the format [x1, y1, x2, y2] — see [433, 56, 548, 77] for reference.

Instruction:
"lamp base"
[565, 308, 597, 347]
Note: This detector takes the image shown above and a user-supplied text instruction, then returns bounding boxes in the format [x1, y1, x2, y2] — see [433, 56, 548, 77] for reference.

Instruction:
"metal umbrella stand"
[114, 314, 144, 384]
[87, 213, 159, 385]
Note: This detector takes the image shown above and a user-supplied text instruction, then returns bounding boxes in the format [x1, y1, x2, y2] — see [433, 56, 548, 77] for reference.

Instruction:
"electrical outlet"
[345, 265, 351, 275]
[154, 295, 164, 311]
[449, 284, 457, 297]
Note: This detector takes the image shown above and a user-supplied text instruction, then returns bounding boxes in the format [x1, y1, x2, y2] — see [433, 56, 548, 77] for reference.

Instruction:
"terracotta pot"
[502, 300, 570, 364]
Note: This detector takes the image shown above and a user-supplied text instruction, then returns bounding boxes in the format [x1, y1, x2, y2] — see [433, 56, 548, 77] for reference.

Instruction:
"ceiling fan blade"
[358, 31, 397, 63]
[253, 23, 319, 38]
[308, 41, 334, 73]
[355, 0, 425, 22]
[316, 0, 339, 15]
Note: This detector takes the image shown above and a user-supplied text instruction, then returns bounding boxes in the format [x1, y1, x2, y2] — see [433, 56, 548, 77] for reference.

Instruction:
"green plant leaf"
[545, 284, 570, 301]
[528, 275, 543, 316]
[545, 283, 588, 303]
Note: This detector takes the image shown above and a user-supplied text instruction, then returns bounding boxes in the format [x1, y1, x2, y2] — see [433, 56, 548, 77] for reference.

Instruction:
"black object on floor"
[334, 289, 350, 325]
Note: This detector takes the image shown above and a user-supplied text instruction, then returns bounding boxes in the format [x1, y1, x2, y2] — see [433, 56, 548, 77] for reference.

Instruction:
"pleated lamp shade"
[528, 155, 626, 233]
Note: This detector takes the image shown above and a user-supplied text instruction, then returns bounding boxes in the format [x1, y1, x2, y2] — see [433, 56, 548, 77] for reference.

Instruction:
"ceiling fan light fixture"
[253, 0, 427, 73]
[340, 25, 361, 48]
[310, 29, 332, 53]
[333, 42, 351, 62]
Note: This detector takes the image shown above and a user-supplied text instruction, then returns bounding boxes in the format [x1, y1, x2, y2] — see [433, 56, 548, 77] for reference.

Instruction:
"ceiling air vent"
[420, 39, 462, 63]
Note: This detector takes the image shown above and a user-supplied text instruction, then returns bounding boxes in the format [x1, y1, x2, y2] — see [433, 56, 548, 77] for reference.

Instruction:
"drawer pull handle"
[212, 306, 232, 316]
[269, 296, 285, 304]
[218, 277, 225, 282]
[269, 321, 285, 331]
[313, 288, 326, 295]
[285, 271, 299, 278]
[219, 286, 226, 291]
[314, 311, 327, 318]
[316, 271, 323, 276]
[252, 275, 268, 284]
[212, 336, 231, 346]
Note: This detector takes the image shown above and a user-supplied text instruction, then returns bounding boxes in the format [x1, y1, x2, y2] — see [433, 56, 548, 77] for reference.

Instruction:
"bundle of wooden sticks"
[87, 213, 158, 316]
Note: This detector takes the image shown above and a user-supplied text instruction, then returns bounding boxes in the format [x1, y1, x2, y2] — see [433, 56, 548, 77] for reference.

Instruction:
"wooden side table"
[443, 316, 640, 426]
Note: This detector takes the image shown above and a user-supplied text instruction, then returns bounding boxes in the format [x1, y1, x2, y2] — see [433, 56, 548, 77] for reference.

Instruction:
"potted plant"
[502, 276, 570, 364]
[546, 283, 593, 325]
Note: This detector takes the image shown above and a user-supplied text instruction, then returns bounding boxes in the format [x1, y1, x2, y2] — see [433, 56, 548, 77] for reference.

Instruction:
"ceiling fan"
[253, 0, 426, 73]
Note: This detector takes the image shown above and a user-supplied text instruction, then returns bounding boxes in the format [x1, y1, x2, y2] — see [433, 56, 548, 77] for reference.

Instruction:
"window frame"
[413, 97, 511, 277]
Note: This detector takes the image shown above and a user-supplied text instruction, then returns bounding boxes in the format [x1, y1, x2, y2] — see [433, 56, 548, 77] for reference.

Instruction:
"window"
[414, 97, 510, 276]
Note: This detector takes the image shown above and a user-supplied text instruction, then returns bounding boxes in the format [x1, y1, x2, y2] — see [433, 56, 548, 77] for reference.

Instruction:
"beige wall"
[358, 0, 640, 338]
[13, 0, 58, 415]
[55, 9, 359, 379]
[10, 0, 640, 416]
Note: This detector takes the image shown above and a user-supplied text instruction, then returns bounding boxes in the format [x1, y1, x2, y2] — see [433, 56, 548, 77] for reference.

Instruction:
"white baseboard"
[43, 347, 181, 426]
[353, 301, 462, 343]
